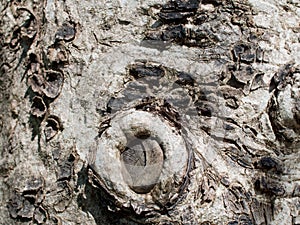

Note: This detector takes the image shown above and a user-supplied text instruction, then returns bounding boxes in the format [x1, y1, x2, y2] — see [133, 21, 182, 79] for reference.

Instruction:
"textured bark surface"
[0, 0, 299, 224]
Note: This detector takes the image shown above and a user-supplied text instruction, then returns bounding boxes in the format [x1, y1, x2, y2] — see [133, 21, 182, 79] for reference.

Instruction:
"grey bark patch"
[50, 181, 73, 213]
[55, 22, 76, 42]
[7, 177, 46, 222]
[47, 43, 69, 66]
[121, 138, 164, 193]
[7, 191, 24, 219]
[33, 206, 47, 224]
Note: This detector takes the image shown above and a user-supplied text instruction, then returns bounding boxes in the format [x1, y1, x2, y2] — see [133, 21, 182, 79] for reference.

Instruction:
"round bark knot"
[89, 109, 193, 214]
[121, 138, 164, 194]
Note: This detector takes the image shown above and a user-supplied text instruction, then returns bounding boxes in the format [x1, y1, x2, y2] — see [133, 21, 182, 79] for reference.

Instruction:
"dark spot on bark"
[44, 115, 63, 142]
[254, 156, 280, 172]
[28, 114, 43, 141]
[254, 177, 285, 196]
[176, 0, 200, 10]
[161, 0, 200, 17]
[227, 74, 246, 89]
[201, 0, 222, 6]
[195, 101, 213, 117]
[269, 63, 294, 92]
[29, 53, 39, 63]
[118, 19, 131, 25]
[43, 70, 64, 99]
[175, 72, 195, 86]
[31, 96, 47, 118]
[129, 62, 165, 79]
[240, 53, 255, 64]
[55, 22, 76, 42]
[292, 184, 300, 197]
[159, 11, 194, 24]
[227, 221, 238, 225]
[162, 24, 186, 42]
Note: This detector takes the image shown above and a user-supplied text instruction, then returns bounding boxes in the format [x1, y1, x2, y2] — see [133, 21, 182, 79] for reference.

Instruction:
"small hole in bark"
[44, 116, 63, 142]
[31, 96, 47, 118]
[43, 71, 64, 99]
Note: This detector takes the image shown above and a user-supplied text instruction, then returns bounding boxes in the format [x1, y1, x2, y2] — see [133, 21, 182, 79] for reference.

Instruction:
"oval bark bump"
[89, 109, 192, 214]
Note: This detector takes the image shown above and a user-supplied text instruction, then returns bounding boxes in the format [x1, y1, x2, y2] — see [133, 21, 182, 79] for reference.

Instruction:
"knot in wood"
[89, 110, 192, 214]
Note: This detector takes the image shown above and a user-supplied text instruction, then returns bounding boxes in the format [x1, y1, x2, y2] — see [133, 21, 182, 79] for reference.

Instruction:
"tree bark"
[0, 0, 299, 224]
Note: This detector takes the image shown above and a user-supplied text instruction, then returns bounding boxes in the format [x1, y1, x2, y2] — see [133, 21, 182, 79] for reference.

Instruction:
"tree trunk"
[1, 0, 299, 224]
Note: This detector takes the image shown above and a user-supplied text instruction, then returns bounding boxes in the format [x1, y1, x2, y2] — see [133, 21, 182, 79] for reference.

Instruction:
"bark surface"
[0, 0, 299, 224]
